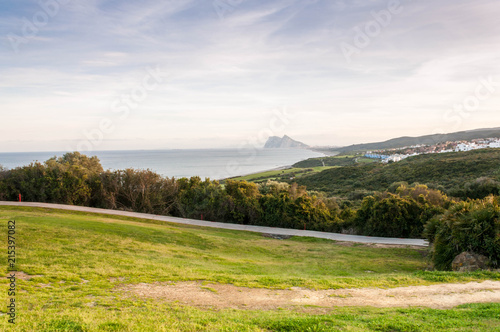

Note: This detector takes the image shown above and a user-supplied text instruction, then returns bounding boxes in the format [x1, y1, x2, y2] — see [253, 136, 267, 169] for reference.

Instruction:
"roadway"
[0, 201, 429, 246]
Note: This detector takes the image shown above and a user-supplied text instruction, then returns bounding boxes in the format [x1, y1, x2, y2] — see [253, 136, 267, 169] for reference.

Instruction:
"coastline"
[310, 148, 340, 156]
[222, 148, 327, 181]
[1, 148, 326, 180]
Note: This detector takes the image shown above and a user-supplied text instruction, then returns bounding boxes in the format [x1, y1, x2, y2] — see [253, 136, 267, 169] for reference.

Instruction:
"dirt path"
[120, 280, 500, 310]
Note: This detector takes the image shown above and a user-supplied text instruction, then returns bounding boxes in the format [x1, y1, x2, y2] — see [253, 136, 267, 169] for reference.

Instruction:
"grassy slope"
[228, 154, 376, 184]
[296, 149, 500, 197]
[1, 206, 499, 331]
[292, 155, 377, 168]
[228, 166, 337, 183]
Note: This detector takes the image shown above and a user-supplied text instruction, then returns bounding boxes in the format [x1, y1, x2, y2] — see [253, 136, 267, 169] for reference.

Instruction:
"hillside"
[1, 206, 499, 331]
[295, 149, 500, 198]
[332, 127, 500, 153]
[293, 154, 376, 168]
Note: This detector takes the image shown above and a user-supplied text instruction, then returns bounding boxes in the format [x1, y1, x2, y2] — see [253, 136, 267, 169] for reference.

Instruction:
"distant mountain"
[264, 135, 309, 149]
[335, 127, 500, 153]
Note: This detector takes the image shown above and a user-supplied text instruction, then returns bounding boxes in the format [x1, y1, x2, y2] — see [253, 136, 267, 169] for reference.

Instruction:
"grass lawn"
[356, 157, 378, 164]
[0, 206, 499, 331]
[228, 166, 337, 183]
[292, 154, 377, 169]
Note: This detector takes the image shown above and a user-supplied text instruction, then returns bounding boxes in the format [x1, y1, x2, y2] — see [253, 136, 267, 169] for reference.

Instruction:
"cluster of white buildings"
[364, 153, 412, 163]
[364, 138, 500, 164]
[454, 139, 500, 152]
[365, 153, 414, 163]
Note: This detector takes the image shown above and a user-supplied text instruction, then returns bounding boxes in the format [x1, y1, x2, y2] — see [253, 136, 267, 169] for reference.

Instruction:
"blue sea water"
[0, 149, 325, 180]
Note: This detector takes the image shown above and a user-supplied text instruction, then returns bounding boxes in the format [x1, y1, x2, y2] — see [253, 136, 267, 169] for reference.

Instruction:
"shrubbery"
[353, 185, 449, 238]
[0, 153, 338, 232]
[426, 197, 500, 270]
[448, 177, 500, 200]
[295, 149, 500, 199]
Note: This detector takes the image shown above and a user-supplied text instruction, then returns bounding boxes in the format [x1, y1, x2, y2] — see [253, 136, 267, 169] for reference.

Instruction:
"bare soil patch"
[330, 241, 426, 250]
[119, 280, 500, 311]
[261, 233, 293, 240]
[9, 271, 43, 280]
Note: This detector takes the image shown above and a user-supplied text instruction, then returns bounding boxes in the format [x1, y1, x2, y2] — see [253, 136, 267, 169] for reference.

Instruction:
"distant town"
[365, 137, 500, 163]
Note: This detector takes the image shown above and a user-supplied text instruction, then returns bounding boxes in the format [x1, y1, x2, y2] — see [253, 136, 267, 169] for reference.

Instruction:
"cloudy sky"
[1, 0, 499, 152]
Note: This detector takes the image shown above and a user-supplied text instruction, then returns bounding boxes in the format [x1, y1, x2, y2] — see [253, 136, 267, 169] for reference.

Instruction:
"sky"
[1, 0, 499, 152]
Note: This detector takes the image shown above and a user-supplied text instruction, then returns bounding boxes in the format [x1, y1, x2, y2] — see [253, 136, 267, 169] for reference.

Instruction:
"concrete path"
[0, 201, 428, 247]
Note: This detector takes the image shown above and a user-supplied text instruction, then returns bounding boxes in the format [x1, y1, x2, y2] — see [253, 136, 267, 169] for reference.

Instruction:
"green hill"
[295, 149, 500, 198]
[1, 206, 499, 331]
[330, 127, 500, 153]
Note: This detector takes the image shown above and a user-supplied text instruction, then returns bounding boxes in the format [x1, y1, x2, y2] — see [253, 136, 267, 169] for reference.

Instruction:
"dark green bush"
[354, 185, 447, 238]
[448, 177, 500, 200]
[426, 197, 500, 270]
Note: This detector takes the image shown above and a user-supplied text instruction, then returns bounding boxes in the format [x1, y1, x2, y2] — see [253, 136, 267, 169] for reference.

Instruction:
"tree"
[176, 177, 230, 221]
[259, 192, 294, 228]
[224, 180, 261, 224]
[45, 152, 104, 176]
[354, 190, 444, 238]
[3, 162, 51, 202]
[0, 165, 7, 200]
[110, 169, 179, 215]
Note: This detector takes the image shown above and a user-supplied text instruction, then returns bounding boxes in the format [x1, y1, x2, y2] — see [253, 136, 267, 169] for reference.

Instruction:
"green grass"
[1, 206, 499, 331]
[228, 153, 376, 183]
[357, 157, 377, 164]
[228, 166, 336, 183]
[293, 153, 378, 168]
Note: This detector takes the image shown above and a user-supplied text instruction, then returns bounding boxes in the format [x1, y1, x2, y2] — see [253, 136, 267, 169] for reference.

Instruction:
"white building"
[382, 154, 409, 163]
[455, 143, 475, 152]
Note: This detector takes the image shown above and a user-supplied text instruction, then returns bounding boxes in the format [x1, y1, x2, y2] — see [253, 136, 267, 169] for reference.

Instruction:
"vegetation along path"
[0, 201, 427, 246]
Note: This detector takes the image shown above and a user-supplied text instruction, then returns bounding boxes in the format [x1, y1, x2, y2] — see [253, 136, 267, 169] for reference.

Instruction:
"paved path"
[0, 201, 428, 246]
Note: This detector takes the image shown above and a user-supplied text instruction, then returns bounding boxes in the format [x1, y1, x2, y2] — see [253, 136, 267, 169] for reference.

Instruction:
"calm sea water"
[0, 149, 324, 180]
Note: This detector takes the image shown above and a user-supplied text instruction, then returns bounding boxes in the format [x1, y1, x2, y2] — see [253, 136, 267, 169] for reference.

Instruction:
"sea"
[0, 149, 325, 180]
